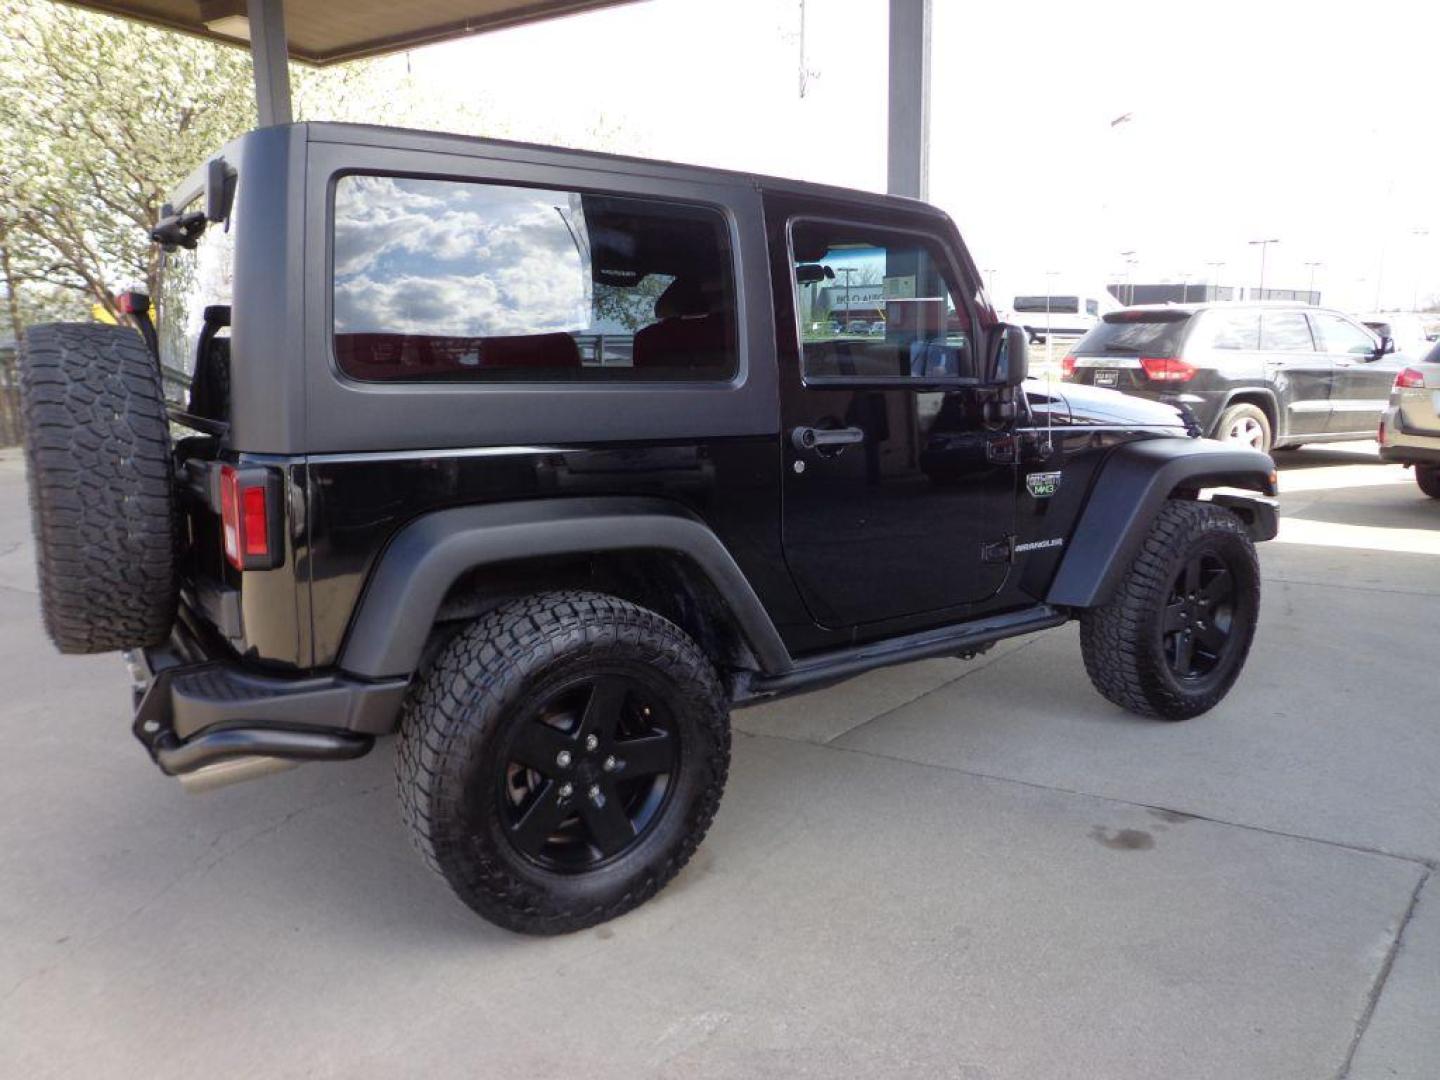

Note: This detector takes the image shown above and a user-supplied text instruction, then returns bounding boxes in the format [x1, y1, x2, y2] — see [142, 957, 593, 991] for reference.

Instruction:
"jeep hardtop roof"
[177, 121, 951, 221]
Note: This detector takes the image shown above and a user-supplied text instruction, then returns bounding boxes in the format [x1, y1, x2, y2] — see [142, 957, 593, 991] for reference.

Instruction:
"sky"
[324, 0, 1440, 313]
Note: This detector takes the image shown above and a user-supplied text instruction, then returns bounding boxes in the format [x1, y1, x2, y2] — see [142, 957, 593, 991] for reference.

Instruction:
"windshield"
[1073, 313, 1192, 356]
[1014, 295, 1080, 314]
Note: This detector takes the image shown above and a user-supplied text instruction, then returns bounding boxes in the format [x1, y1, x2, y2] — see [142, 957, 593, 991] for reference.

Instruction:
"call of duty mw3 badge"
[1025, 471, 1062, 498]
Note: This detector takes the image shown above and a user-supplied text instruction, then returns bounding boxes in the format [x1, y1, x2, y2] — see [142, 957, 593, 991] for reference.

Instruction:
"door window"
[1310, 313, 1377, 356]
[1259, 311, 1314, 351]
[789, 220, 975, 382]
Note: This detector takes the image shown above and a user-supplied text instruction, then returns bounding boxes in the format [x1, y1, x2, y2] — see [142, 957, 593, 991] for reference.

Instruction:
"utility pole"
[1206, 261, 1225, 301]
[1119, 250, 1136, 304]
[1304, 261, 1322, 305]
[1249, 239, 1279, 299]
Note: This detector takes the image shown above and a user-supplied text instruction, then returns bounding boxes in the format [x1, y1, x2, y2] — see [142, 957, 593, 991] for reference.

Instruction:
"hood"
[1028, 379, 1190, 430]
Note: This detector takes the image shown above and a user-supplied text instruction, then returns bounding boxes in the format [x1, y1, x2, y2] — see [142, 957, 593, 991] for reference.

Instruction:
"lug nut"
[558, 782, 574, 798]
[556, 750, 572, 768]
[584, 734, 599, 751]
[588, 784, 602, 802]
[602, 755, 617, 772]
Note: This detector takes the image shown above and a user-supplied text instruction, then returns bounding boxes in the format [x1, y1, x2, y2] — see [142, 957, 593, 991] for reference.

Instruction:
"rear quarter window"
[331, 175, 737, 382]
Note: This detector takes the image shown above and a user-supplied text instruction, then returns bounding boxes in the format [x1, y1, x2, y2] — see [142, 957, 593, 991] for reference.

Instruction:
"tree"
[0, 1, 265, 335]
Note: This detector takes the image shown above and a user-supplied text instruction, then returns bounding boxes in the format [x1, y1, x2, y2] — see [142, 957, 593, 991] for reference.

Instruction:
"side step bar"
[735, 604, 1069, 704]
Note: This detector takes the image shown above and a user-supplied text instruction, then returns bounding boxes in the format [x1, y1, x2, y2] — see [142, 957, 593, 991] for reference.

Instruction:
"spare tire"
[19, 323, 179, 653]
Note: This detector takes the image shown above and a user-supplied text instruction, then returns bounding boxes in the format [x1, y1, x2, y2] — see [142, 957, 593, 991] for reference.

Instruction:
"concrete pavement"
[0, 441, 1435, 1078]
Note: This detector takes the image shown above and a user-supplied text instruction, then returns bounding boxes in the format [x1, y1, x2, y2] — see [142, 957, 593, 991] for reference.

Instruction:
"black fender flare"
[1046, 438, 1276, 609]
[338, 496, 792, 679]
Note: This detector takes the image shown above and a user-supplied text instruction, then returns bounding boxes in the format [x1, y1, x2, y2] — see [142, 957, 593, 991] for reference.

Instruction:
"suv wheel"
[396, 591, 730, 934]
[1079, 500, 1260, 720]
[1214, 402, 1272, 453]
[1416, 466, 1440, 499]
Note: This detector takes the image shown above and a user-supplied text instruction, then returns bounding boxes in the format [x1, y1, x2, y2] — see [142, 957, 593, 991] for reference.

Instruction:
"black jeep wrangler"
[19, 123, 1277, 934]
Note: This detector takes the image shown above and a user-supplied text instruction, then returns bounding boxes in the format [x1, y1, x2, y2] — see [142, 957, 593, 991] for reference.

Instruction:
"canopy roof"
[58, 0, 641, 64]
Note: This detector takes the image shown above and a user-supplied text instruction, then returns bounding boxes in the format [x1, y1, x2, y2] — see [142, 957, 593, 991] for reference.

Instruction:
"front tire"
[396, 591, 730, 934]
[1214, 402, 1272, 453]
[1080, 500, 1260, 720]
[1416, 465, 1440, 499]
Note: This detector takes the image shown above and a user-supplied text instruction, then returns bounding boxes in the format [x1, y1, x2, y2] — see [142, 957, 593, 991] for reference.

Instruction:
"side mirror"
[991, 323, 1029, 387]
[1381, 334, 1396, 355]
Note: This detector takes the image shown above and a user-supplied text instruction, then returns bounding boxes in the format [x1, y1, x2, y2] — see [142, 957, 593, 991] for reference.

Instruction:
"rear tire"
[18, 323, 179, 653]
[1417, 466, 1440, 499]
[396, 591, 730, 934]
[1080, 500, 1260, 720]
[1213, 402, 1272, 453]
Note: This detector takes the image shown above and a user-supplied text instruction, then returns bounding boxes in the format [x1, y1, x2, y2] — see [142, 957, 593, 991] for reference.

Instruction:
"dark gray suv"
[1063, 303, 1405, 452]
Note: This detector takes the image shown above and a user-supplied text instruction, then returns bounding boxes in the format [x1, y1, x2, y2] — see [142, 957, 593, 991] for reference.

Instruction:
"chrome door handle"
[791, 426, 865, 452]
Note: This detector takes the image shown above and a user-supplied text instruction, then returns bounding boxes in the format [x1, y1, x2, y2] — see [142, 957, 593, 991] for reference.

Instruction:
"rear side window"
[331, 175, 736, 382]
[1259, 310, 1313, 351]
[1197, 310, 1261, 351]
[1072, 313, 1190, 357]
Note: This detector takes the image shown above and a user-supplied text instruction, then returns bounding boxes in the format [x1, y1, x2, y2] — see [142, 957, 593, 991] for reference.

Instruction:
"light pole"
[1119, 250, 1136, 304]
[1178, 271, 1191, 303]
[1206, 261, 1225, 301]
[1304, 261, 1322, 305]
[1249, 239, 1279, 300]
[836, 267, 857, 331]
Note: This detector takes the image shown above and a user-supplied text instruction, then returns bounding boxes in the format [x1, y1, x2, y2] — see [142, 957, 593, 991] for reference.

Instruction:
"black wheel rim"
[1161, 549, 1238, 680]
[497, 673, 679, 873]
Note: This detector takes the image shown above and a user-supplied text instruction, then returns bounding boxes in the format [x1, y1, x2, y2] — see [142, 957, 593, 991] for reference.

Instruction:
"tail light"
[1395, 368, 1426, 389]
[1062, 354, 1077, 378]
[1139, 357, 1196, 382]
[218, 464, 283, 571]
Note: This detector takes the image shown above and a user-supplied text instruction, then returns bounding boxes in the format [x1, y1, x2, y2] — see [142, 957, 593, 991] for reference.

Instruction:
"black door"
[1257, 309, 1333, 438]
[772, 212, 1015, 629]
[1310, 311, 1402, 435]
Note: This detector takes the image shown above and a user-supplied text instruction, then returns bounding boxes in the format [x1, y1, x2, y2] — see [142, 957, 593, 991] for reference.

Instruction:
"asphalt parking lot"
[0, 441, 1435, 1079]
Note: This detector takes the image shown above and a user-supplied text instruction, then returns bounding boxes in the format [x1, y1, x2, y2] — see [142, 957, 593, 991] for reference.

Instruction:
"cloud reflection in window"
[333, 175, 592, 338]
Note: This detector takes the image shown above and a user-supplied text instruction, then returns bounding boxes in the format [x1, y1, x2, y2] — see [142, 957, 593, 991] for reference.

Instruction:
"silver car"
[1378, 339, 1440, 498]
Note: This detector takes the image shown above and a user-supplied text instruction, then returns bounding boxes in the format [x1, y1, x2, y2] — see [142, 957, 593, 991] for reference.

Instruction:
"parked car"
[1357, 312, 1431, 358]
[17, 123, 1277, 935]
[1063, 303, 1404, 452]
[1379, 339, 1440, 498]
[1008, 288, 1117, 343]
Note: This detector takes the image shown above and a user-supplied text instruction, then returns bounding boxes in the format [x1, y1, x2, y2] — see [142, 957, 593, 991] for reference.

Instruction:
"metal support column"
[248, 0, 293, 127]
[886, 0, 932, 200]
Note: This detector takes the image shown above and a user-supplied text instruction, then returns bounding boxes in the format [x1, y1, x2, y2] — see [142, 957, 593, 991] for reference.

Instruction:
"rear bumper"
[126, 611, 407, 782]
[1379, 407, 1440, 465]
